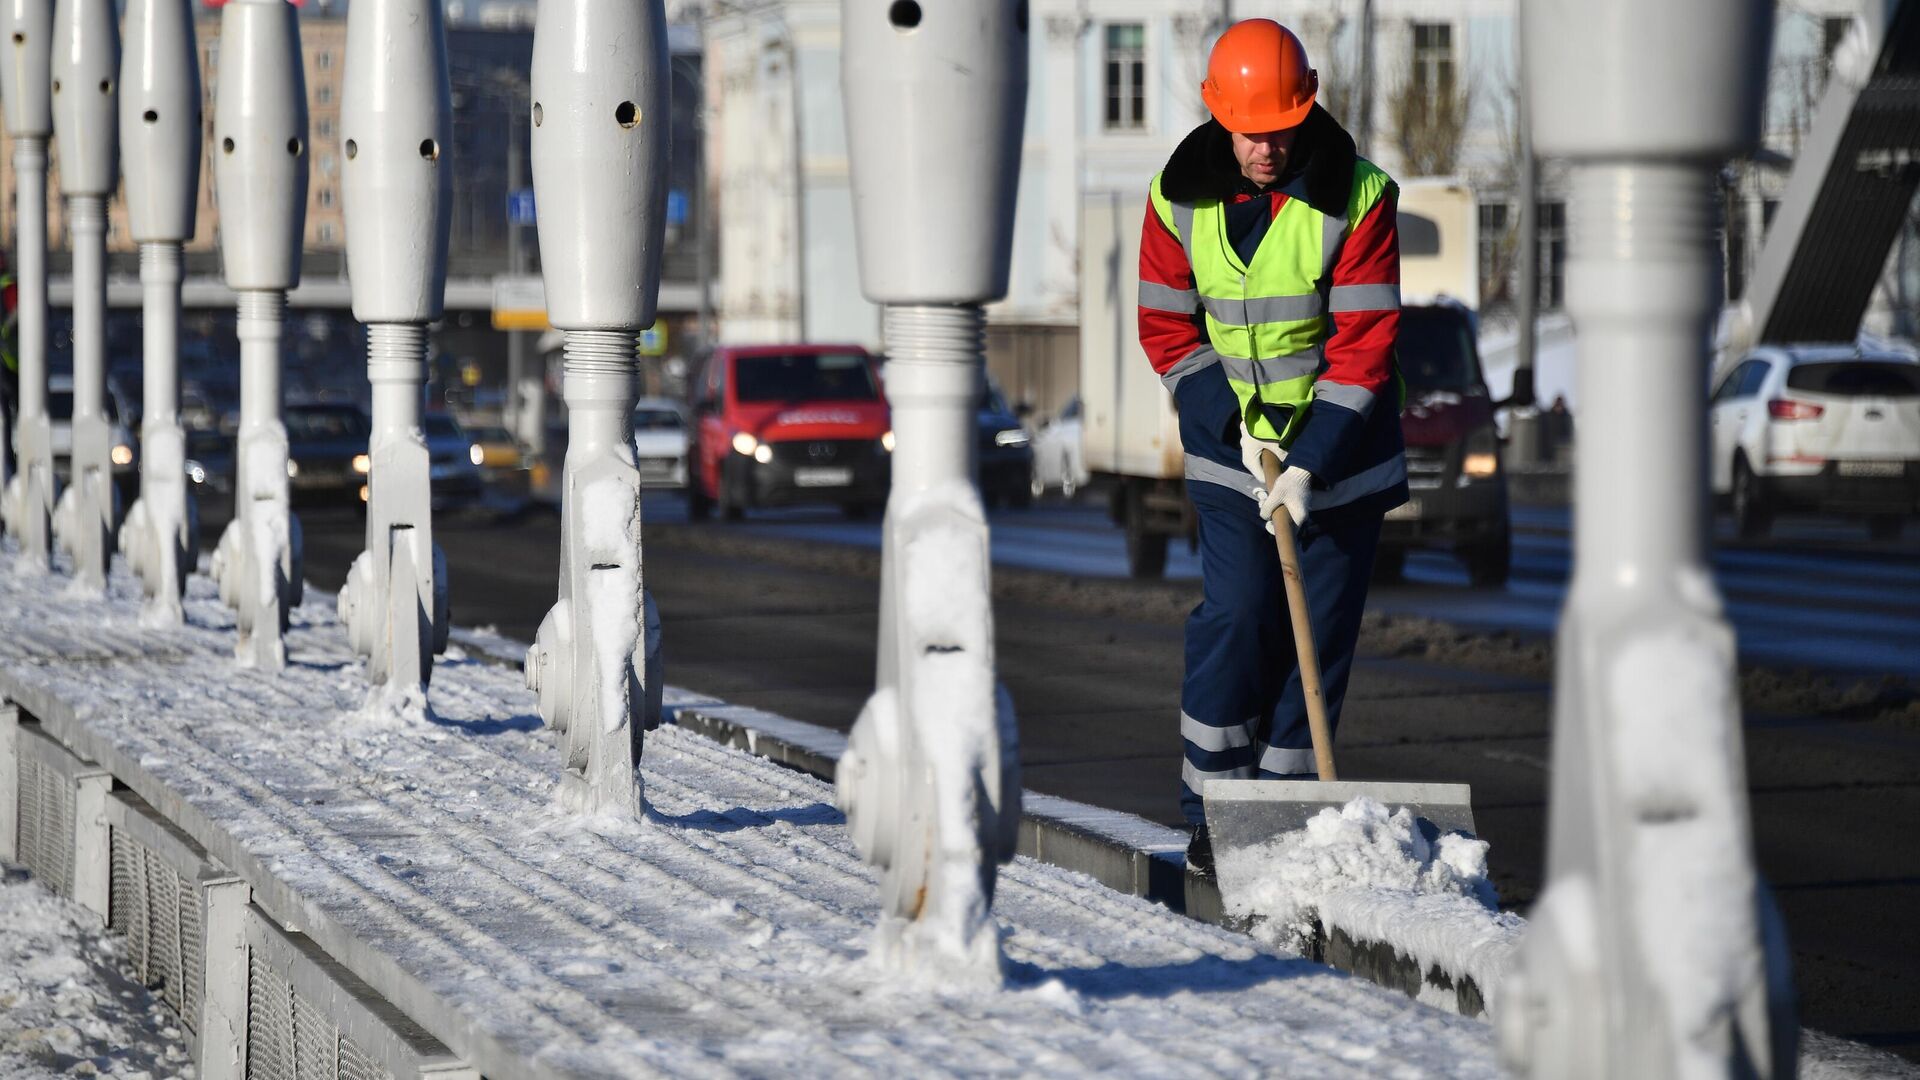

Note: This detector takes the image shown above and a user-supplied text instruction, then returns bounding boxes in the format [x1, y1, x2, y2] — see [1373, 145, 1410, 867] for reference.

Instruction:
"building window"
[1725, 191, 1748, 301]
[319, 153, 336, 177]
[317, 85, 332, 105]
[319, 188, 335, 208]
[319, 223, 335, 243]
[1819, 17, 1853, 88]
[1478, 201, 1510, 308]
[1537, 201, 1566, 309]
[1104, 24, 1146, 132]
[318, 50, 333, 70]
[1411, 22, 1455, 102]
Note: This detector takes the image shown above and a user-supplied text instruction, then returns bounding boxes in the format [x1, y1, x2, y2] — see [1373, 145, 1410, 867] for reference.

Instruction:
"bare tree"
[1388, 73, 1471, 178]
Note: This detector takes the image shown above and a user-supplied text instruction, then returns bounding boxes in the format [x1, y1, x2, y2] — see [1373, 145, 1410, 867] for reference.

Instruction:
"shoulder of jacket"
[1348, 157, 1396, 217]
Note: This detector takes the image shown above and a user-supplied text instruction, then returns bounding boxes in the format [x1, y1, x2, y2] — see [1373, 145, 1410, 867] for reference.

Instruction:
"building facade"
[705, 0, 1907, 415]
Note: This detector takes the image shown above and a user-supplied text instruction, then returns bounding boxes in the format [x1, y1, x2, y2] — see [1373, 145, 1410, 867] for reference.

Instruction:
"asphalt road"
[242, 492, 1919, 1058]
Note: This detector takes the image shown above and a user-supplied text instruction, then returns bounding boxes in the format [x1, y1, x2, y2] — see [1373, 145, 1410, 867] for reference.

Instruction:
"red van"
[686, 344, 893, 519]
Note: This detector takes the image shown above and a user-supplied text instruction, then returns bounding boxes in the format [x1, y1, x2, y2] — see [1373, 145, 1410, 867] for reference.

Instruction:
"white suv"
[1709, 344, 1920, 540]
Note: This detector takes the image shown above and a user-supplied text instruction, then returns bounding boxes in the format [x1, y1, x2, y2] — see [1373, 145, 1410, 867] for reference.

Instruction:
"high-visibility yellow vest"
[1149, 161, 1395, 443]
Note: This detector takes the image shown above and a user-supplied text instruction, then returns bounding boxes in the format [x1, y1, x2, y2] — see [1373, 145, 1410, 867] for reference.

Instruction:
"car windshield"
[633, 408, 683, 431]
[1396, 308, 1482, 394]
[424, 415, 465, 441]
[469, 426, 515, 444]
[1786, 361, 1920, 398]
[285, 407, 370, 440]
[734, 352, 878, 403]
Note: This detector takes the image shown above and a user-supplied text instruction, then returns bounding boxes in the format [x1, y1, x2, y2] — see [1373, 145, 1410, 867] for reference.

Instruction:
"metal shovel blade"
[1203, 779, 1477, 915]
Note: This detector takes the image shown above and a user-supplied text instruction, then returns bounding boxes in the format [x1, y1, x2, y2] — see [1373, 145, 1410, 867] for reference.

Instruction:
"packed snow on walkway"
[0, 865, 196, 1080]
[0, 546, 1506, 1077]
[1214, 797, 1524, 1004]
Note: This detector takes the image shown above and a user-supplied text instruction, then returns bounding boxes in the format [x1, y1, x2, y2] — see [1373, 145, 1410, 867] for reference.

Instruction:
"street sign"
[638, 320, 668, 356]
[508, 188, 537, 226]
[666, 190, 687, 227]
[491, 274, 549, 331]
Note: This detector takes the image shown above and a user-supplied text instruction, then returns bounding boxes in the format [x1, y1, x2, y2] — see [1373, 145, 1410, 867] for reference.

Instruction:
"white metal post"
[1499, 2, 1796, 1078]
[335, 0, 452, 705]
[195, 873, 250, 1080]
[520, 0, 668, 816]
[833, 0, 1027, 981]
[116, 0, 200, 625]
[208, 0, 307, 670]
[0, 0, 55, 567]
[46, 0, 117, 591]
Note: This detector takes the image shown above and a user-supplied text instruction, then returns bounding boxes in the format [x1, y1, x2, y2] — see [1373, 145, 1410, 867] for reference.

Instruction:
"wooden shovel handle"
[1262, 450, 1338, 781]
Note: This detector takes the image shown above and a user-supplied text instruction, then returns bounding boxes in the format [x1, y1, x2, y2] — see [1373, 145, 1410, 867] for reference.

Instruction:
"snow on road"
[0, 865, 196, 1079]
[0, 547, 1503, 1078]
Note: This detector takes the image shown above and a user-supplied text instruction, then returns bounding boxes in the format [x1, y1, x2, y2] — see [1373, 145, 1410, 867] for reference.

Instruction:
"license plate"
[1386, 498, 1422, 521]
[794, 467, 853, 488]
[1837, 460, 1904, 478]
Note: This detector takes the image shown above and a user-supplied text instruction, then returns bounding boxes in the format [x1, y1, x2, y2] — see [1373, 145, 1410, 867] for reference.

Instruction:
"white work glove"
[1259, 466, 1312, 532]
[1240, 421, 1310, 533]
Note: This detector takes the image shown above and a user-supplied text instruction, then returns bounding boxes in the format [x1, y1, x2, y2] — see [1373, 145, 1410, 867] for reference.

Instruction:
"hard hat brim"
[1203, 86, 1315, 134]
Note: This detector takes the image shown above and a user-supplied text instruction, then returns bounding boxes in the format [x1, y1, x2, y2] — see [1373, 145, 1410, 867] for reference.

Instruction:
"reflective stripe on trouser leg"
[1261, 507, 1383, 781]
[1179, 477, 1295, 826]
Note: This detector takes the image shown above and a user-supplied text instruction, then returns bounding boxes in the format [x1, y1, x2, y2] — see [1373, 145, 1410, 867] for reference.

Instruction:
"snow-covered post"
[833, 0, 1026, 981]
[0, 0, 56, 568]
[208, 0, 307, 670]
[335, 0, 452, 704]
[1499, 2, 1796, 1077]
[520, 0, 667, 816]
[116, 0, 200, 625]
[46, 0, 118, 592]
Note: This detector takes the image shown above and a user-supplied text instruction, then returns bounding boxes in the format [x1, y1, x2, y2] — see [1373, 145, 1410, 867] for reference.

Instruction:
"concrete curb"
[662, 693, 1517, 1014]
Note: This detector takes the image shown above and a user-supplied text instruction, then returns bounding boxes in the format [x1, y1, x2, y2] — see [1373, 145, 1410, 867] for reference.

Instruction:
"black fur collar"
[1158, 104, 1357, 217]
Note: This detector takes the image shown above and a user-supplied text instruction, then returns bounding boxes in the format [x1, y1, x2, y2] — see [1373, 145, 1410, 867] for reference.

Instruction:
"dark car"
[1376, 303, 1512, 585]
[977, 377, 1033, 509]
[185, 429, 235, 515]
[423, 412, 486, 511]
[285, 403, 373, 506]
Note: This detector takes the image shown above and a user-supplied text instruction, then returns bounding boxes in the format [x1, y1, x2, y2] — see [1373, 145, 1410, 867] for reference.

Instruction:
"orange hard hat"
[1201, 19, 1317, 133]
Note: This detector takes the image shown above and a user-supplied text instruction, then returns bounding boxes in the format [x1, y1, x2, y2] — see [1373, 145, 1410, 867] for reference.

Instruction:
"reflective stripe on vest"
[1150, 163, 1393, 444]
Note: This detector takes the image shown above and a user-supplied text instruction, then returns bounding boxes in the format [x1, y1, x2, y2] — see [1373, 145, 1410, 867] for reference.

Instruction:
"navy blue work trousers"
[1178, 477, 1382, 826]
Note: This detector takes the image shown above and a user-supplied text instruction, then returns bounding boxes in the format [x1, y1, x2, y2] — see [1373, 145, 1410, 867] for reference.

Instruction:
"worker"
[1138, 19, 1407, 874]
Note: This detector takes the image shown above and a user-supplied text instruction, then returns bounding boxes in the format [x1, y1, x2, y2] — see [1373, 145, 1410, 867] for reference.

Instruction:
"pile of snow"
[0, 866, 196, 1079]
[1215, 797, 1503, 953]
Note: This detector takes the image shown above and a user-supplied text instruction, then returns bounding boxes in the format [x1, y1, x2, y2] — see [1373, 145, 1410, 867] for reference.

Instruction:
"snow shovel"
[1202, 450, 1476, 891]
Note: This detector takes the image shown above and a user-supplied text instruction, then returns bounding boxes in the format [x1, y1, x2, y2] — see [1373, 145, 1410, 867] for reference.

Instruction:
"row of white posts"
[0, 0, 1026, 988]
[0, 0, 1795, 1069]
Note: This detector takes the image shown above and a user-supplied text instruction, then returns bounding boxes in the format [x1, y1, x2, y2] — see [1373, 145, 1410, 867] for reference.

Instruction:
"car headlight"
[111, 443, 134, 466]
[1460, 427, 1501, 481]
[469, 443, 484, 466]
[731, 431, 758, 457]
[753, 444, 774, 464]
[881, 430, 895, 453]
[358, 484, 370, 503]
[352, 452, 370, 474]
[994, 428, 1030, 448]
[286, 459, 300, 479]
[186, 461, 206, 485]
